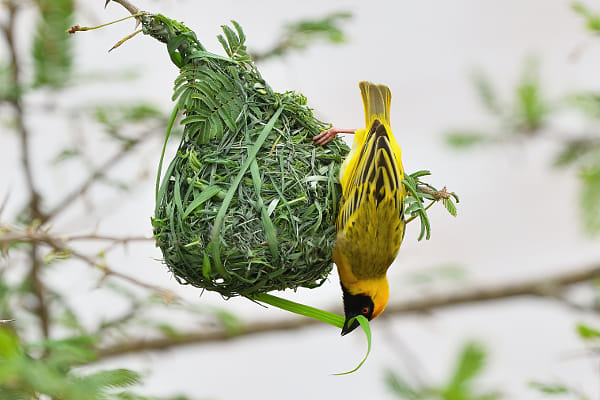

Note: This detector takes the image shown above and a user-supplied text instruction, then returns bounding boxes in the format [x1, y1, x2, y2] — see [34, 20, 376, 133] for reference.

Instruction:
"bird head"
[340, 278, 389, 335]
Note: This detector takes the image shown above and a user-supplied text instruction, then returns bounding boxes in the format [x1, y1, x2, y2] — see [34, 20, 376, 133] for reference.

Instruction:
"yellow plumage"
[334, 82, 406, 325]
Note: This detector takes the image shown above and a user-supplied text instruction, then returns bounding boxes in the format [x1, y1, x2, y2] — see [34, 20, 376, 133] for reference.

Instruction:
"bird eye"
[361, 307, 370, 314]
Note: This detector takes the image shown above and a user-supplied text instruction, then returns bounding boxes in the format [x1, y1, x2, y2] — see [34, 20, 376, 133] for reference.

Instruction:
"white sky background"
[2, 0, 600, 398]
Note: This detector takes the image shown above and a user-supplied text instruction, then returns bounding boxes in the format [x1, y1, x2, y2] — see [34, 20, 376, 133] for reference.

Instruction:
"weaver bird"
[313, 82, 406, 335]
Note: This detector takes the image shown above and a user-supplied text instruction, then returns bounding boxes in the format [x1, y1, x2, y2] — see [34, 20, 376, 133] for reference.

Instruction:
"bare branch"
[416, 185, 452, 200]
[0, 224, 177, 303]
[385, 267, 600, 313]
[96, 264, 600, 360]
[0, 224, 152, 246]
[98, 317, 315, 359]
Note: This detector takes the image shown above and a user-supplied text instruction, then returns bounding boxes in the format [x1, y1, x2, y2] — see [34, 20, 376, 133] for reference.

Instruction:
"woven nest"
[150, 19, 349, 297]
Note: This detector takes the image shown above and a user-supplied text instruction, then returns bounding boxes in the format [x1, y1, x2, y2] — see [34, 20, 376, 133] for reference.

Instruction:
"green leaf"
[0, 329, 21, 359]
[156, 324, 182, 339]
[213, 309, 242, 335]
[567, 92, 600, 119]
[231, 20, 246, 45]
[285, 12, 352, 47]
[29, 335, 98, 365]
[553, 139, 600, 167]
[55, 308, 85, 333]
[222, 25, 240, 53]
[77, 368, 141, 390]
[402, 175, 431, 240]
[572, 2, 600, 33]
[409, 170, 432, 179]
[43, 249, 72, 265]
[444, 341, 487, 393]
[384, 370, 420, 399]
[443, 197, 458, 217]
[529, 381, 570, 394]
[217, 35, 231, 57]
[514, 56, 548, 132]
[253, 12, 352, 61]
[472, 71, 503, 116]
[52, 148, 80, 164]
[576, 322, 600, 340]
[445, 131, 488, 148]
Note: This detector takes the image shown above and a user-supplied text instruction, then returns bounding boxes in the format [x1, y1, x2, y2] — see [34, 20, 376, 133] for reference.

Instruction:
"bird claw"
[313, 127, 355, 146]
[313, 128, 338, 146]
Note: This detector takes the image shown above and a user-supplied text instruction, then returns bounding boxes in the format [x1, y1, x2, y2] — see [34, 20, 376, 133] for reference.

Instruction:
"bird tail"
[359, 81, 391, 128]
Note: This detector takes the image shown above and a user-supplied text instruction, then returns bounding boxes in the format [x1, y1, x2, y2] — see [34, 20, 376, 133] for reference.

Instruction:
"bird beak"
[341, 317, 360, 336]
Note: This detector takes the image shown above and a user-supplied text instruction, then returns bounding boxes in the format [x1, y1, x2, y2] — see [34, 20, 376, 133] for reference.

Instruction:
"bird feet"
[313, 127, 356, 146]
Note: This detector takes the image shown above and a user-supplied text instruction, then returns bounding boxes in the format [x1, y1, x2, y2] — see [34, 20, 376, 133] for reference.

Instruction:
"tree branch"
[0, 224, 152, 247]
[29, 245, 50, 338]
[0, 224, 177, 303]
[384, 267, 600, 314]
[1, 1, 50, 339]
[96, 264, 600, 360]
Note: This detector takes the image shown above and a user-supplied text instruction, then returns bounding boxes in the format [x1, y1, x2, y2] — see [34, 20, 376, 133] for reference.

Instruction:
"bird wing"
[337, 120, 404, 233]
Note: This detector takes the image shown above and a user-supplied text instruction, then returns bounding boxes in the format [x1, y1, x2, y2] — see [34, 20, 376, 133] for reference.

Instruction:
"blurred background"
[1, 0, 600, 399]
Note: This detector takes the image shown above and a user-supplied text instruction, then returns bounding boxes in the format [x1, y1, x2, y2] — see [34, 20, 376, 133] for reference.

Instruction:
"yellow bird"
[313, 81, 406, 335]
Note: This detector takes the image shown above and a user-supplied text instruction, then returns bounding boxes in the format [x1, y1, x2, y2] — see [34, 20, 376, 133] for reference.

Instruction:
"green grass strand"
[155, 105, 179, 201]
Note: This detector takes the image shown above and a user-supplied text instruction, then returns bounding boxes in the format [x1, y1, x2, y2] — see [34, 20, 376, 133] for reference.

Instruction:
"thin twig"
[417, 185, 452, 200]
[53, 240, 178, 303]
[96, 264, 600, 360]
[65, 233, 152, 242]
[46, 139, 141, 220]
[0, 227, 152, 245]
[0, 224, 177, 302]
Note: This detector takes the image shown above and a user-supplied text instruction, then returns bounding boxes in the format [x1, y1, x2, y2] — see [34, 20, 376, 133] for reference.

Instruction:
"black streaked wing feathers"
[337, 120, 403, 231]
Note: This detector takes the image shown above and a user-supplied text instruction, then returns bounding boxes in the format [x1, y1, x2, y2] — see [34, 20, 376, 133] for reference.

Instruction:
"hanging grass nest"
[148, 16, 349, 297]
